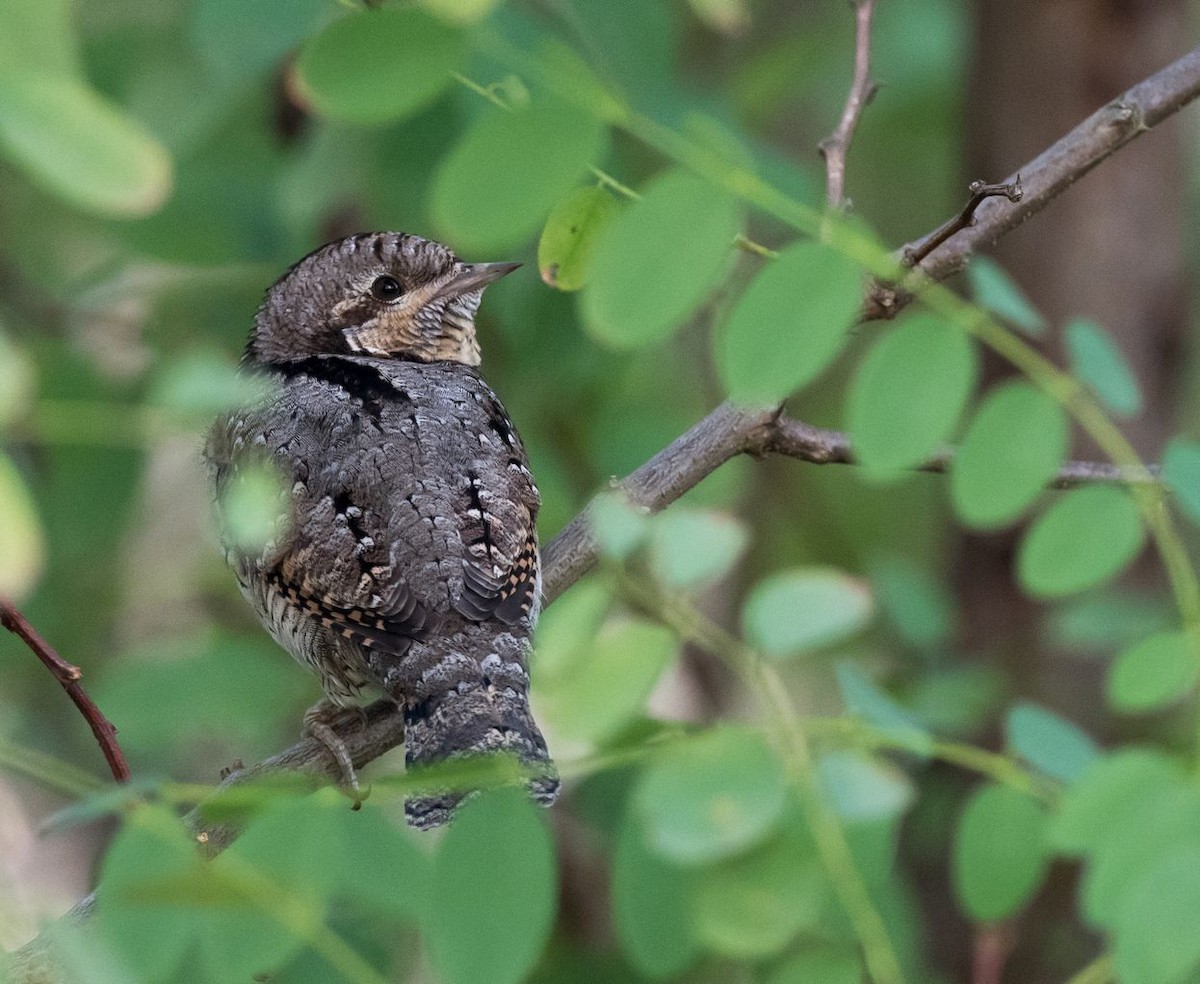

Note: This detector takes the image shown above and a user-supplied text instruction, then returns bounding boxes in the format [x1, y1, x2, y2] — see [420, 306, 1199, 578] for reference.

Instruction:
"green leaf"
[1163, 437, 1200, 526]
[431, 96, 607, 254]
[587, 491, 651, 559]
[583, 169, 740, 348]
[950, 380, 1068, 529]
[953, 785, 1048, 922]
[0, 74, 171, 216]
[649, 508, 748, 588]
[766, 949, 863, 984]
[1005, 701, 1099, 783]
[148, 349, 275, 421]
[531, 576, 613, 682]
[0, 453, 44, 602]
[1114, 843, 1200, 984]
[418, 0, 502, 24]
[294, 9, 464, 126]
[633, 727, 788, 864]
[537, 185, 619, 291]
[1017, 486, 1144, 598]
[612, 817, 698, 978]
[1083, 784, 1200, 926]
[1050, 748, 1186, 855]
[537, 616, 678, 745]
[687, 825, 826, 958]
[716, 240, 863, 405]
[846, 313, 978, 477]
[217, 460, 288, 554]
[0, 0, 80, 80]
[425, 789, 557, 984]
[869, 554, 956, 650]
[835, 664, 932, 756]
[1107, 630, 1199, 713]
[968, 256, 1046, 335]
[191, 0, 333, 86]
[93, 807, 207, 981]
[742, 567, 873, 660]
[0, 331, 35, 428]
[818, 751, 915, 821]
[1064, 318, 1142, 418]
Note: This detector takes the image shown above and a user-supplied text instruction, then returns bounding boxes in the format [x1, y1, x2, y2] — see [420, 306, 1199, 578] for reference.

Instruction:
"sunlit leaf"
[218, 460, 288, 554]
[148, 350, 274, 420]
[531, 576, 613, 682]
[1017, 487, 1144, 598]
[612, 817, 698, 978]
[0, 452, 45, 601]
[431, 97, 607, 253]
[953, 785, 1048, 922]
[649, 508, 748, 588]
[687, 825, 825, 958]
[538, 185, 619, 291]
[968, 256, 1046, 335]
[846, 313, 978, 478]
[743, 568, 873, 660]
[419, 0, 502, 25]
[0, 330, 35, 428]
[1005, 701, 1099, 783]
[633, 727, 787, 864]
[950, 380, 1068, 529]
[587, 491, 651, 559]
[1107, 630, 1199, 713]
[687, 0, 752, 35]
[0, 74, 172, 216]
[425, 790, 556, 984]
[1163, 437, 1200, 527]
[766, 949, 863, 984]
[294, 9, 464, 125]
[0, 0, 79, 79]
[584, 169, 740, 348]
[717, 240, 862, 405]
[1064, 318, 1142, 418]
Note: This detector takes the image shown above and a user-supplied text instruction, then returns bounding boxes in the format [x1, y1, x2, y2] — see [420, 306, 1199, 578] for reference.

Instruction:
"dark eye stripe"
[370, 275, 403, 301]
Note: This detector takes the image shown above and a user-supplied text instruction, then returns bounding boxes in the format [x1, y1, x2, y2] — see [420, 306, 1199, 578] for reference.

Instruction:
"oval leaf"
[1017, 486, 1144, 598]
[537, 185, 619, 291]
[1163, 437, 1200, 527]
[968, 257, 1045, 335]
[649, 507, 748, 589]
[953, 785, 1048, 922]
[294, 9, 463, 125]
[633, 727, 787, 864]
[1107, 630, 1199, 714]
[1114, 843, 1200, 984]
[1005, 701, 1099, 783]
[717, 240, 862, 405]
[846, 313, 978, 478]
[431, 97, 607, 254]
[583, 169, 740, 348]
[0, 74, 171, 216]
[951, 380, 1068, 529]
[425, 789, 557, 984]
[612, 819, 698, 978]
[743, 568, 873, 660]
[1065, 317, 1142, 418]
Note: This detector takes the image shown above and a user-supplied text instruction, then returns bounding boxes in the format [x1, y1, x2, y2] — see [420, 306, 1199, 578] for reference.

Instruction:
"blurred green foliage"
[2, 2, 1200, 984]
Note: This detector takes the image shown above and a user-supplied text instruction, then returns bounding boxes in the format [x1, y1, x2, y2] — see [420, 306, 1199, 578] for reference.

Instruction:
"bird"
[204, 231, 558, 828]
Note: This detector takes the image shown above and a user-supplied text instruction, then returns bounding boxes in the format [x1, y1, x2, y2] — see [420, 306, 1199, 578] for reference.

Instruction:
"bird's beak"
[438, 261, 521, 298]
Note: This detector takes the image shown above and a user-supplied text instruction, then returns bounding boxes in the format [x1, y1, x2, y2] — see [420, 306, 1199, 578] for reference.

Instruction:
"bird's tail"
[387, 625, 558, 829]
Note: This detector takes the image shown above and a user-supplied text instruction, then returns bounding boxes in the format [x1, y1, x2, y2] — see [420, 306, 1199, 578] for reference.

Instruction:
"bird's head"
[245, 232, 518, 366]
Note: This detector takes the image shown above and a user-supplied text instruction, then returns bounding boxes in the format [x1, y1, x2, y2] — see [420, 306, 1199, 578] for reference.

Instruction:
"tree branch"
[0, 599, 130, 784]
[818, 0, 878, 209]
[865, 43, 1200, 319]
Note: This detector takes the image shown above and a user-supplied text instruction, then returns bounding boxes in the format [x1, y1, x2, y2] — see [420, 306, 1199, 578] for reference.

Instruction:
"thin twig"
[902, 177, 1023, 268]
[818, 0, 879, 210]
[0, 598, 131, 784]
[865, 44, 1200, 319]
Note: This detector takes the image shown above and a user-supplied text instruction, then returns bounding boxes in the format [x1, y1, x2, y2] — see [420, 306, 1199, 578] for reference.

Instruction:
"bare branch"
[902, 177, 1023, 269]
[819, 0, 879, 209]
[0, 598, 131, 784]
[866, 43, 1200, 319]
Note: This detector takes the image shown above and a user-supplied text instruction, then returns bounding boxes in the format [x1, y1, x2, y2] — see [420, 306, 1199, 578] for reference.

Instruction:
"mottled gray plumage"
[205, 232, 557, 827]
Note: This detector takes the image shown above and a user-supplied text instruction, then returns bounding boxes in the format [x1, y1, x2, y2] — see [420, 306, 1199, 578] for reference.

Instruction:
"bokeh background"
[2, 2, 1198, 982]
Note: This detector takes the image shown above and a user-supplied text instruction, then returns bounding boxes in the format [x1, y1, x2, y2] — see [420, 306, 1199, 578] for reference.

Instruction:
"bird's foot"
[303, 701, 369, 809]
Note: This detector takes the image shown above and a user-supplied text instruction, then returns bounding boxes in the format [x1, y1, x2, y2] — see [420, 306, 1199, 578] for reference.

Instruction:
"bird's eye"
[370, 275, 404, 301]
